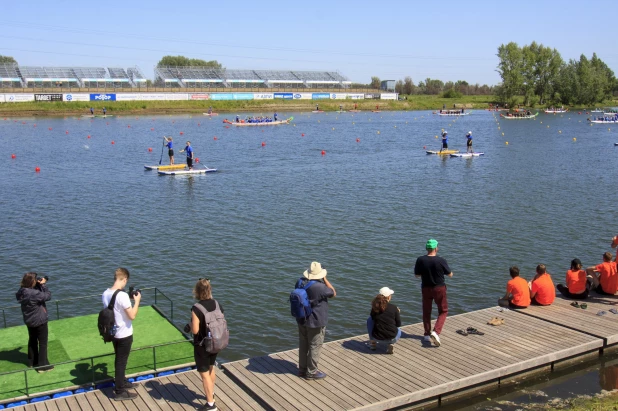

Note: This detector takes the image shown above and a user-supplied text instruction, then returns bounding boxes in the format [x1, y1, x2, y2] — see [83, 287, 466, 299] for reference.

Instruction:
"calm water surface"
[1, 110, 616, 361]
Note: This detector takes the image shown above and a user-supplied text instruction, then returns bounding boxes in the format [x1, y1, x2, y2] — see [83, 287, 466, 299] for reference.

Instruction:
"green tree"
[403, 76, 415, 95]
[395, 79, 404, 94]
[370, 76, 381, 89]
[0, 55, 17, 64]
[157, 55, 223, 69]
[533, 45, 563, 105]
[496, 42, 524, 102]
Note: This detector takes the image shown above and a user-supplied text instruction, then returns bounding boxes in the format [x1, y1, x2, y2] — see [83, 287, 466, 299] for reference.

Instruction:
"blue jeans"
[367, 317, 401, 344]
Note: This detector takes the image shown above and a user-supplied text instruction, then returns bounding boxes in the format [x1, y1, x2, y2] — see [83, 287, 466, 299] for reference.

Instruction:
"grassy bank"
[0, 95, 615, 116]
[0, 95, 495, 116]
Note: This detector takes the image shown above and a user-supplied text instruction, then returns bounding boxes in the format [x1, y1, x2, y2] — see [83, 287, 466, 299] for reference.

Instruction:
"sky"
[1, 0, 617, 86]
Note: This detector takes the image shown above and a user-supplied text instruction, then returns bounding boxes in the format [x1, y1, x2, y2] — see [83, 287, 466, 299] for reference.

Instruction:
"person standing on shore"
[179, 141, 194, 170]
[164, 137, 174, 165]
[414, 239, 452, 347]
[102, 268, 141, 401]
[16, 272, 53, 372]
[296, 261, 336, 380]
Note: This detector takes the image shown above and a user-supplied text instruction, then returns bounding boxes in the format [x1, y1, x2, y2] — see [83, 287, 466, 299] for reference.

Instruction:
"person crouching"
[367, 287, 402, 354]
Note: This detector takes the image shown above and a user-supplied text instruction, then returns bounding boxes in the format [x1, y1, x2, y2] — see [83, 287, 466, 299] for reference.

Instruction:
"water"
[1, 110, 616, 362]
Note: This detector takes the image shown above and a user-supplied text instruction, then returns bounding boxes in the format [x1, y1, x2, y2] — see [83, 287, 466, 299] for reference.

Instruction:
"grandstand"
[154, 67, 350, 89]
[0, 64, 351, 89]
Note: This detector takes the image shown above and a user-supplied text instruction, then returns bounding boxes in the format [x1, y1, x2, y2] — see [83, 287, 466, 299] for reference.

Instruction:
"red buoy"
[148, 147, 153, 152]
[321, 150, 326, 156]
[356, 138, 360, 143]
[127, 125, 131, 128]
[65, 131, 69, 134]
[48, 127, 52, 130]
[195, 158, 200, 163]
[33, 124, 36, 127]
[198, 123, 201, 126]
[180, 131, 184, 135]
[87, 135, 91, 139]
[111, 141, 115, 145]
[213, 137, 218, 140]
[301, 133, 305, 137]
[35, 167, 40, 172]
[261, 142, 266, 147]
[423, 146, 426, 149]
[11, 154, 16, 159]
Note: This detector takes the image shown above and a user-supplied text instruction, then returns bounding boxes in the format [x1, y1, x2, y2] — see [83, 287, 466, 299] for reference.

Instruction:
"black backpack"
[98, 290, 120, 343]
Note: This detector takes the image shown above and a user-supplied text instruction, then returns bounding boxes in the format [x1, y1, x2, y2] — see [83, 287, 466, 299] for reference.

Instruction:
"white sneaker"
[423, 335, 431, 343]
[430, 331, 441, 347]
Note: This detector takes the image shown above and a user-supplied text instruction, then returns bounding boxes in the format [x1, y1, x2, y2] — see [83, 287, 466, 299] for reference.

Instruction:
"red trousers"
[422, 285, 448, 335]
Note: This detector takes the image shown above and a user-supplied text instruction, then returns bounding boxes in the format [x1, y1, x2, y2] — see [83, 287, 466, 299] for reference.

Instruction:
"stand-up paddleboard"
[94, 115, 114, 118]
[144, 164, 187, 171]
[158, 167, 217, 175]
[311, 110, 325, 113]
[336, 110, 346, 113]
[348, 110, 361, 112]
[372, 110, 382, 113]
[450, 152, 485, 158]
[426, 150, 459, 155]
[203, 113, 219, 116]
[81, 114, 95, 118]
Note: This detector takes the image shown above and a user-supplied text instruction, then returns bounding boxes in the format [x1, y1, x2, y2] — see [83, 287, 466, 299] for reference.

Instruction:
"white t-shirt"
[102, 288, 133, 339]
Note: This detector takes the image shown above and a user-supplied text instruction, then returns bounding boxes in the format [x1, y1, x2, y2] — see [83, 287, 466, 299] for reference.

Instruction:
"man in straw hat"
[414, 239, 453, 347]
[295, 261, 336, 380]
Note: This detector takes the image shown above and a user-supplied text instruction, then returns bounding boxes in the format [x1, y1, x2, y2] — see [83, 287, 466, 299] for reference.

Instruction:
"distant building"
[380, 80, 395, 92]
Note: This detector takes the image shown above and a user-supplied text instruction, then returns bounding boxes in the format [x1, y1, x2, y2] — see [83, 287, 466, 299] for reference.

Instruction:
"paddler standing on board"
[179, 141, 194, 170]
[316, 104, 319, 112]
[90, 107, 94, 115]
[466, 131, 472, 153]
[441, 131, 448, 152]
[274, 112, 278, 121]
[164, 136, 174, 165]
[102, 107, 107, 117]
[208, 106, 213, 115]
[354, 103, 357, 110]
[339, 104, 343, 112]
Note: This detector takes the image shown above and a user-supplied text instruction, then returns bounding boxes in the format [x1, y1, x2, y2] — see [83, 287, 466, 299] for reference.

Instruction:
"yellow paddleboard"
[426, 150, 459, 155]
[144, 164, 187, 171]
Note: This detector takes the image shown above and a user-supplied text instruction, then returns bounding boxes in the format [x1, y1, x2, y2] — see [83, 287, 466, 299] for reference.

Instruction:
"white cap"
[379, 287, 394, 297]
[467, 131, 472, 135]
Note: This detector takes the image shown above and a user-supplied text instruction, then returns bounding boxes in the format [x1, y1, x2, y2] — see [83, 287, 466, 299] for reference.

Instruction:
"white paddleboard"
[450, 152, 485, 158]
[158, 168, 217, 175]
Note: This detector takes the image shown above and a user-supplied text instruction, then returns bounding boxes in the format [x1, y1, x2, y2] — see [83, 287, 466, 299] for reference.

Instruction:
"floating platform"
[203, 113, 219, 116]
[144, 164, 186, 171]
[427, 149, 459, 155]
[158, 168, 217, 175]
[311, 110, 324, 113]
[450, 152, 485, 158]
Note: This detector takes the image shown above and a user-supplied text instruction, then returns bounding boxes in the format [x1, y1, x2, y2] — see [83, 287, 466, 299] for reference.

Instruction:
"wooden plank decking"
[222, 307, 602, 411]
[516, 293, 618, 345]
[7, 306, 607, 411]
[10, 369, 266, 411]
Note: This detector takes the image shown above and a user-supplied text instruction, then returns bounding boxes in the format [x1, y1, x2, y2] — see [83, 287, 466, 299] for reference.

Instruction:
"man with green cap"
[414, 239, 453, 347]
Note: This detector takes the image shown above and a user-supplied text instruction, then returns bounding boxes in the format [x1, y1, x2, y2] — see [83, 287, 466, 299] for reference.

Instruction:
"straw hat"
[303, 262, 327, 280]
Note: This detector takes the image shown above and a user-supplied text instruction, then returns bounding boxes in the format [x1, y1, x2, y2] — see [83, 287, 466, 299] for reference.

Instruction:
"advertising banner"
[346, 93, 365, 100]
[312, 93, 331, 100]
[64, 93, 90, 102]
[0, 95, 4, 103]
[292, 93, 313, 100]
[35, 94, 63, 102]
[330, 93, 347, 100]
[254, 93, 274, 100]
[115, 93, 188, 101]
[5, 94, 35, 102]
[211, 93, 254, 101]
[274, 92, 293, 100]
[190, 93, 211, 100]
[90, 93, 116, 102]
[380, 93, 398, 100]
[365, 93, 379, 99]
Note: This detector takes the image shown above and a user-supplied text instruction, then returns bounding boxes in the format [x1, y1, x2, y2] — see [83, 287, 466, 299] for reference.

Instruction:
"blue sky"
[2, 0, 616, 85]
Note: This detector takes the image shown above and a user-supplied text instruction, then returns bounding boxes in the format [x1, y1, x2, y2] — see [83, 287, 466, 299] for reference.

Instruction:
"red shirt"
[566, 269, 587, 294]
[506, 277, 531, 307]
[531, 273, 555, 305]
[596, 262, 618, 294]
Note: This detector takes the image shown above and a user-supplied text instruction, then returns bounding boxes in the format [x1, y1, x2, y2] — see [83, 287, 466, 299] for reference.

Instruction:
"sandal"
[570, 302, 580, 308]
[610, 309, 618, 315]
[597, 311, 607, 316]
[487, 317, 505, 326]
[580, 303, 588, 309]
[456, 329, 468, 336]
[466, 327, 485, 335]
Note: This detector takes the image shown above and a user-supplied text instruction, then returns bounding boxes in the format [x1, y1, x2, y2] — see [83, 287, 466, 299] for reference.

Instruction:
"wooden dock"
[7, 303, 614, 411]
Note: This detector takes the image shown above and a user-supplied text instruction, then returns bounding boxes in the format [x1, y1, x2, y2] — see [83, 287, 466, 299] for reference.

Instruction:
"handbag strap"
[108, 289, 121, 310]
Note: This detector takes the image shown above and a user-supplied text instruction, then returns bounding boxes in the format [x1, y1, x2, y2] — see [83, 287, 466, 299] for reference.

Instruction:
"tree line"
[496, 42, 617, 107]
[351, 76, 495, 96]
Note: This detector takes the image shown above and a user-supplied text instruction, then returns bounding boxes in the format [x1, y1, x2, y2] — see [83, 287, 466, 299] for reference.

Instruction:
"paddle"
[159, 137, 167, 165]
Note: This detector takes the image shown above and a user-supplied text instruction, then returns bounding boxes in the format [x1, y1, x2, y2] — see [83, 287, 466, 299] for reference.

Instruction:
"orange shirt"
[566, 269, 587, 294]
[531, 273, 556, 305]
[596, 262, 618, 294]
[506, 277, 531, 307]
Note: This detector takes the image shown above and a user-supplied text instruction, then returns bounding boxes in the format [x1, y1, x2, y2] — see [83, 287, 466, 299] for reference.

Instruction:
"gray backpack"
[193, 300, 229, 353]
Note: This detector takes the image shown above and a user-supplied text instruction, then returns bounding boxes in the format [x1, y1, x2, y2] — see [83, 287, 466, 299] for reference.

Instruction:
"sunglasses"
[199, 278, 210, 282]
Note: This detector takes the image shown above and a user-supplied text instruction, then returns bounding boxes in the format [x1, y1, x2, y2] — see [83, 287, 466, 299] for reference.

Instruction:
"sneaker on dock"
[202, 402, 217, 411]
[430, 331, 441, 347]
[423, 335, 431, 343]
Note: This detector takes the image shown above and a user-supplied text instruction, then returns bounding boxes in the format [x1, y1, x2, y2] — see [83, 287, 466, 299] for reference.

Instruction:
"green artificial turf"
[0, 306, 194, 401]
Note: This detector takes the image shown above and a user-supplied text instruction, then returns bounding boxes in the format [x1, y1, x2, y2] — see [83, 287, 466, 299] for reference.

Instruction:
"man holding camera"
[101, 268, 141, 401]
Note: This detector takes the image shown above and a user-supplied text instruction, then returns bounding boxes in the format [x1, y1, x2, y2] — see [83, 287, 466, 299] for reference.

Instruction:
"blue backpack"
[290, 279, 316, 319]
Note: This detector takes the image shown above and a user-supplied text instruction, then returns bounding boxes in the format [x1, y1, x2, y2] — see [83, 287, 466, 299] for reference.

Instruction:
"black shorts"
[467, 140, 472, 147]
[168, 149, 174, 156]
[194, 345, 217, 373]
[442, 142, 448, 149]
[187, 158, 193, 168]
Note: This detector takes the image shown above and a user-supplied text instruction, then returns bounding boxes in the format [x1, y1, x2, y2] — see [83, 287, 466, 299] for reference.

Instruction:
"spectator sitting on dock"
[499, 266, 530, 309]
[556, 259, 590, 300]
[529, 264, 556, 306]
[296, 262, 336, 380]
[585, 252, 618, 296]
[367, 287, 402, 354]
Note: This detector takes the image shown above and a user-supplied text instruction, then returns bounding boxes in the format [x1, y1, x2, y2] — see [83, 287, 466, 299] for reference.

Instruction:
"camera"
[128, 286, 141, 298]
[183, 324, 191, 333]
[37, 275, 49, 282]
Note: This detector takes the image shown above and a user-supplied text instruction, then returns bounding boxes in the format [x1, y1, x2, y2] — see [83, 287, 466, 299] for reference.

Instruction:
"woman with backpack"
[367, 287, 402, 354]
[191, 278, 227, 411]
[16, 272, 54, 372]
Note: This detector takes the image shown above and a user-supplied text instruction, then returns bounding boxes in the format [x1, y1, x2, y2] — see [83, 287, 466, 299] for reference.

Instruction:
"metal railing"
[0, 339, 193, 400]
[1, 287, 174, 329]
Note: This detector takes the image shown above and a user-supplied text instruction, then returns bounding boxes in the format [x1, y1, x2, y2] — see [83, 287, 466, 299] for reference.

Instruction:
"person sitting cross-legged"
[586, 252, 618, 296]
[499, 266, 530, 309]
[367, 287, 402, 354]
[530, 264, 555, 306]
[557, 258, 591, 300]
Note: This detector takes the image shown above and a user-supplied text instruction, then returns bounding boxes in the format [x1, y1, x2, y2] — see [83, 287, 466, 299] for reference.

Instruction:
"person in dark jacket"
[296, 261, 336, 380]
[16, 272, 53, 372]
[367, 287, 402, 354]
